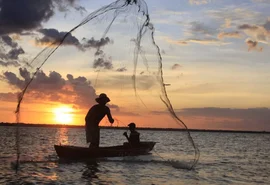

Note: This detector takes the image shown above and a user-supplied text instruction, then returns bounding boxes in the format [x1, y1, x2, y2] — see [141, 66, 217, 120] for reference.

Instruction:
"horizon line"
[0, 122, 269, 134]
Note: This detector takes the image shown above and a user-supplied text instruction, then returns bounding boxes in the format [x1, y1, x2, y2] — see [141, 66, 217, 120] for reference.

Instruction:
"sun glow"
[53, 106, 74, 124]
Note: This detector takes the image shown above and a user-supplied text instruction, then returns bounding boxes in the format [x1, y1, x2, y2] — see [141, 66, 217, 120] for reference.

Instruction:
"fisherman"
[85, 93, 114, 148]
[123, 122, 140, 146]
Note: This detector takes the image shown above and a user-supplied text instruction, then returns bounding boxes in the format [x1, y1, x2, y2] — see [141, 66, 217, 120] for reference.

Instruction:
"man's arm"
[106, 107, 114, 123]
[123, 132, 130, 142]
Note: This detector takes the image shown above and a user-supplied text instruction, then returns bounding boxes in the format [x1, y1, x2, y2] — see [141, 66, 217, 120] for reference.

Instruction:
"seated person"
[123, 122, 140, 146]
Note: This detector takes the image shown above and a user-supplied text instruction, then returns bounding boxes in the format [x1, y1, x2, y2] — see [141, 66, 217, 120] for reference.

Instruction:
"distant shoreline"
[0, 122, 269, 134]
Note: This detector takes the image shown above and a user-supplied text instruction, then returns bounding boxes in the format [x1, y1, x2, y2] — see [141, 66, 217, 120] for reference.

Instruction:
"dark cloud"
[35, 30, 113, 52]
[83, 37, 112, 49]
[94, 49, 104, 56]
[3, 71, 25, 89]
[93, 58, 113, 70]
[238, 24, 259, 30]
[0, 0, 54, 35]
[36, 28, 82, 49]
[1, 68, 97, 108]
[0, 60, 20, 67]
[82, 37, 113, 57]
[116, 67, 127, 72]
[0, 35, 24, 67]
[19, 68, 31, 82]
[1, 35, 18, 48]
[66, 74, 96, 108]
[0, 0, 84, 35]
[246, 39, 263, 52]
[7, 47, 25, 60]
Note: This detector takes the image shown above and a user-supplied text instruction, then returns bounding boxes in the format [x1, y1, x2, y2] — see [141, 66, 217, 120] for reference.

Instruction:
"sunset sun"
[53, 106, 74, 124]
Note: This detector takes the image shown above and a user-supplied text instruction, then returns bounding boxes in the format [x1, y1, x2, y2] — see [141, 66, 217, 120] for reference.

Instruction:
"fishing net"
[11, 0, 199, 170]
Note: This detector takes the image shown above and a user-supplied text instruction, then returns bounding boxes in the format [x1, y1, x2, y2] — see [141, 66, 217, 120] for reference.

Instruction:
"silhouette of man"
[123, 122, 140, 146]
[85, 93, 114, 148]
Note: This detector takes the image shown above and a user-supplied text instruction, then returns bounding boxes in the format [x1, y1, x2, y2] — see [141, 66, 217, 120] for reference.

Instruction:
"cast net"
[12, 0, 199, 171]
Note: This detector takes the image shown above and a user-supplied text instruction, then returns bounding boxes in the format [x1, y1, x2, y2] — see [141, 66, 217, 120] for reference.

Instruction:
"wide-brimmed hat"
[128, 122, 136, 128]
[95, 93, 110, 103]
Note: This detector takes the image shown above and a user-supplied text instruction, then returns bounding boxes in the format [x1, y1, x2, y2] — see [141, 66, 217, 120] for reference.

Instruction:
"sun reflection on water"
[57, 127, 69, 145]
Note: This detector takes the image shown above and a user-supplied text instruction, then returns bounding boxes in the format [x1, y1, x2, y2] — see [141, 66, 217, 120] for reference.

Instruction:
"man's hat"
[95, 93, 110, 103]
[128, 122, 136, 128]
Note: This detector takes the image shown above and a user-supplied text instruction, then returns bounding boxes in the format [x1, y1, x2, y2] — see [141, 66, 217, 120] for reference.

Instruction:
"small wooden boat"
[54, 142, 156, 160]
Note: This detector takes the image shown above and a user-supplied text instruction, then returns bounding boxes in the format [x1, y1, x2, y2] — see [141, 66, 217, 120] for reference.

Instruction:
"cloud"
[66, 74, 96, 108]
[7, 47, 25, 60]
[0, 0, 84, 35]
[82, 37, 113, 56]
[3, 71, 25, 89]
[1, 68, 97, 108]
[171, 64, 181, 70]
[238, 22, 270, 43]
[35, 29, 113, 53]
[0, 60, 20, 67]
[185, 38, 229, 45]
[189, 0, 209, 5]
[166, 35, 230, 45]
[36, 28, 82, 49]
[0, 34, 25, 67]
[217, 31, 243, 39]
[1, 68, 132, 113]
[0, 0, 54, 35]
[93, 57, 113, 70]
[245, 39, 263, 52]
[172, 21, 224, 45]
[1, 35, 18, 48]
[82, 37, 112, 49]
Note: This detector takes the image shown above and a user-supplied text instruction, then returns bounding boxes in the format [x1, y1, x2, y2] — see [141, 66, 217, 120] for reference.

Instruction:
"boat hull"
[54, 142, 156, 160]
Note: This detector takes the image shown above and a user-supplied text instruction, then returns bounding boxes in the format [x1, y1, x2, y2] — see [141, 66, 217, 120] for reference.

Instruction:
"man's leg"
[89, 129, 100, 148]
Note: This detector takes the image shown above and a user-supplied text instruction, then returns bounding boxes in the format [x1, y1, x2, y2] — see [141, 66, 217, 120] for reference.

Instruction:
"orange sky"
[1, 0, 270, 131]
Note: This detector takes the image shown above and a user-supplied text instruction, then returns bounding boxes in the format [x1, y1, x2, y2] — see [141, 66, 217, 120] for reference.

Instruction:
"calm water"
[0, 126, 269, 185]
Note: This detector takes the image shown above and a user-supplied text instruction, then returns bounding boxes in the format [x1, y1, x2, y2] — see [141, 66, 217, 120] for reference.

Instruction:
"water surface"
[0, 126, 269, 185]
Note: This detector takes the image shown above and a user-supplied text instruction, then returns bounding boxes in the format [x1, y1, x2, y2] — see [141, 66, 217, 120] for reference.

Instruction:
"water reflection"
[82, 161, 99, 180]
[57, 127, 69, 145]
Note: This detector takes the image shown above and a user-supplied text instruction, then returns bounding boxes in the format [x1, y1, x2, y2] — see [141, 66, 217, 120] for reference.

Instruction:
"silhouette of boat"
[54, 142, 156, 160]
